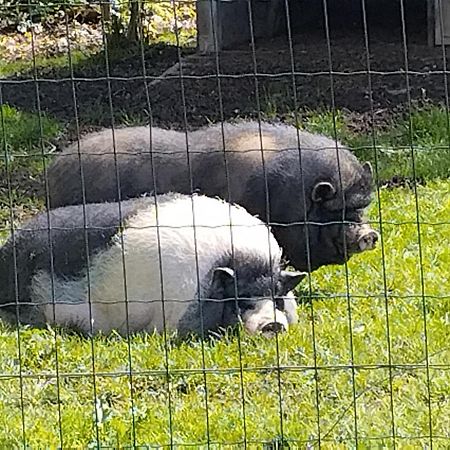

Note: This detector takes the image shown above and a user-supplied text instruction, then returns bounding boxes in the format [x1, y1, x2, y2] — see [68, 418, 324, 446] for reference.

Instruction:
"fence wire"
[0, 0, 449, 448]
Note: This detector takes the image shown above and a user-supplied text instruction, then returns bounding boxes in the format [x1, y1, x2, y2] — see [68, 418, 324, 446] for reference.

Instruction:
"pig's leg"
[277, 291, 298, 325]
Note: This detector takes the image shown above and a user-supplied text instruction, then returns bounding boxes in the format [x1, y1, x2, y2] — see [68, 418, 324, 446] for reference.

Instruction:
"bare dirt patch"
[2, 25, 449, 137]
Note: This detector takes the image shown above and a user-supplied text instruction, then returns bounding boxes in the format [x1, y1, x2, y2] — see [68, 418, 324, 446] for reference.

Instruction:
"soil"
[2, 24, 450, 138]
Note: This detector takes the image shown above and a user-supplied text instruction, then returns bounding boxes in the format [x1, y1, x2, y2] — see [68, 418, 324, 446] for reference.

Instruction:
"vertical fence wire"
[321, 0, 359, 445]
[359, 0, 396, 447]
[27, 9, 65, 447]
[435, 16, 450, 446]
[398, 0, 434, 446]
[245, 0, 287, 442]
[0, 85, 28, 450]
[26, 2, 80, 445]
[170, 2, 212, 446]
[281, 0, 322, 445]
[206, 0, 249, 446]
[136, 1, 175, 445]
[63, 7, 102, 447]
[436, 0, 450, 173]
[98, 7, 139, 445]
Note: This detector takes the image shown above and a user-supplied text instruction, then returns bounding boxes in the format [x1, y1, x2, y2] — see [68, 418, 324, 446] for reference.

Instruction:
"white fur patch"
[31, 195, 282, 335]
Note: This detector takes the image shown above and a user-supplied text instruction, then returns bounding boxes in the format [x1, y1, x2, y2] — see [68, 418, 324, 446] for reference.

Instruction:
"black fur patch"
[0, 197, 156, 320]
[176, 250, 281, 335]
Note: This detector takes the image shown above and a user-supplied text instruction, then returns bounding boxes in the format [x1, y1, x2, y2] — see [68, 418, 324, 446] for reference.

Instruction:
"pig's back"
[47, 126, 188, 207]
[188, 121, 347, 203]
[47, 120, 348, 208]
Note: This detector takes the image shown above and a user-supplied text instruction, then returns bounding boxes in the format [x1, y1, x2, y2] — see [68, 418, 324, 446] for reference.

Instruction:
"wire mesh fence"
[0, 0, 449, 447]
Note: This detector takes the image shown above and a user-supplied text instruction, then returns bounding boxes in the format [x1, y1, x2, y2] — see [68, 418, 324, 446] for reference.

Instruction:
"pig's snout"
[261, 321, 286, 337]
[242, 304, 289, 337]
[357, 228, 379, 252]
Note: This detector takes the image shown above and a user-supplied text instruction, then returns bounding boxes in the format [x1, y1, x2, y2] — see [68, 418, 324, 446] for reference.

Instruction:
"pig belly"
[40, 294, 195, 335]
[32, 270, 193, 335]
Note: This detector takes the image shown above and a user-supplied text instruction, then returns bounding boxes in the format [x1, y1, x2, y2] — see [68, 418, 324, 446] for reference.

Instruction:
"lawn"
[0, 102, 449, 448]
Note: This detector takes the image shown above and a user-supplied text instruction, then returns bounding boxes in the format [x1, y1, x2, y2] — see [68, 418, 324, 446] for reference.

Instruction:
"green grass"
[0, 50, 91, 78]
[0, 104, 61, 234]
[0, 180, 449, 448]
[0, 104, 61, 152]
[0, 102, 449, 447]
[279, 104, 450, 183]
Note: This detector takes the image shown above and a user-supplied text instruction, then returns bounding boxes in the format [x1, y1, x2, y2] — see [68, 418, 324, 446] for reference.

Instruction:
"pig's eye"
[346, 209, 364, 222]
[241, 302, 257, 311]
[275, 297, 285, 310]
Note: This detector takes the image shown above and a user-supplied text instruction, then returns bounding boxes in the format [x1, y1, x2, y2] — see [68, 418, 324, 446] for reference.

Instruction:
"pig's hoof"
[261, 322, 286, 337]
[358, 230, 379, 252]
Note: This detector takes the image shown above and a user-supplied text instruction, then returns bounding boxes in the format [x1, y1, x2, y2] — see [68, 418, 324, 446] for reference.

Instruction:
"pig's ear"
[312, 181, 336, 202]
[211, 267, 236, 299]
[363, 161, 373, 179]
[279, 270, 306, 295]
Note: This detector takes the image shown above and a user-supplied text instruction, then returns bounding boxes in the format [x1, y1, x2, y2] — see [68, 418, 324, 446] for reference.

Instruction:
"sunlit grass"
[280, 104, 450, 183]
[0, 49, 91, 77]
[0, 104, 60, 236]
[0, 180, 448, 448]
[0, 98, 449, 447]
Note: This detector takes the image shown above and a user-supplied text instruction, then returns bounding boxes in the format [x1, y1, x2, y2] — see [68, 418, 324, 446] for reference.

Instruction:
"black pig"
[47, 121, 378, 272]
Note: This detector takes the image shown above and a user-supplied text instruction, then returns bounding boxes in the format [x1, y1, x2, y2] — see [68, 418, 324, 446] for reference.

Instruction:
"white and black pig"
[47, 120, 379, 272]
[0, 193, 304, 336]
